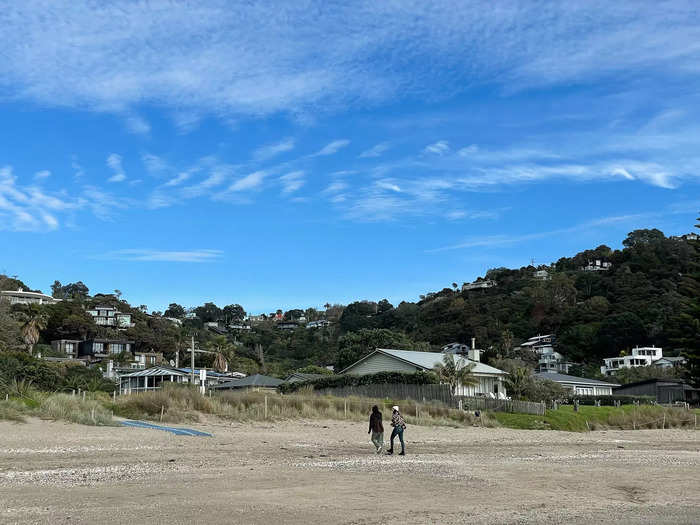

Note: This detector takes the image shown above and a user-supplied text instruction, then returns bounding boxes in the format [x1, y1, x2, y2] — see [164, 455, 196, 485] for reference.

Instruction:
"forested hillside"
[1, 225, 698, 385]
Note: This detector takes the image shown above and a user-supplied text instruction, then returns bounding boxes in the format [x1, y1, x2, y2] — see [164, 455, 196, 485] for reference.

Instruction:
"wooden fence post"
[344, 399, 347, 418]
[160, 405, 164, 422]
[264, 395, 268, 419]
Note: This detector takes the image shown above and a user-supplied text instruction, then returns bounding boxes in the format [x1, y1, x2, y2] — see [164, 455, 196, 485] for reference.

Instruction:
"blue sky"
[1, 1, 699, 313]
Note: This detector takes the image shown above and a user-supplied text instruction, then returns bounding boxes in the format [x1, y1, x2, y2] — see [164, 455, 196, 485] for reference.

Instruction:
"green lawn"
[491, 405, 698, 432]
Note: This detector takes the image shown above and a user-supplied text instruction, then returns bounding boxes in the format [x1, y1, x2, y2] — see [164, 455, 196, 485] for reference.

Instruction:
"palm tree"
[433, 354, 478, 395]
[504, 367, 532, 400]
[20, 307, 47, 355]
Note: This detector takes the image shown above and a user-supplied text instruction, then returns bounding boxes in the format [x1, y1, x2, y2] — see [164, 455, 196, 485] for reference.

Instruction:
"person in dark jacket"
[368, 405, 384, 454]
[387, 405, 406, 455]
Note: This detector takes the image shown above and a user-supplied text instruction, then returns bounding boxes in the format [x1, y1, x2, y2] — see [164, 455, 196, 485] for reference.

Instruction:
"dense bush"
[559, 394, 656, 406]
[279, 371, 438, 393]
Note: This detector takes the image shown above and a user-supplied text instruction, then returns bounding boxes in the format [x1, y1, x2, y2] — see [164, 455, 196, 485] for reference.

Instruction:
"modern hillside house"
[86, 306, 134, 328]
[601, 346, 663, 376]
[51, 339, 81, 358]
[341, 348, 508, 397]
[0, 288, 61, 305]
[534, 372, 618, 396]
[78, 339, 135, 360]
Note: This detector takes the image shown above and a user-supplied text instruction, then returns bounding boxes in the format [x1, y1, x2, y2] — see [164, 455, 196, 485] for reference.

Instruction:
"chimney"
[468, 338, 480, 362]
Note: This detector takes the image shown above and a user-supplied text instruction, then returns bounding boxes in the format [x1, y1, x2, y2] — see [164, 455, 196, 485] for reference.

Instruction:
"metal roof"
[212, 373, 284, 389]
[285, 372, 327, 382]
[119, 366, 189, 378]
[534, 372, 618, 387]
[344, 349, 506, 376]
[176, 368, 229, 377]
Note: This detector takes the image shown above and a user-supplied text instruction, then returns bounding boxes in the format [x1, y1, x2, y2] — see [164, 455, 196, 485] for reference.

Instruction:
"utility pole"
[190, 335, 195, 386]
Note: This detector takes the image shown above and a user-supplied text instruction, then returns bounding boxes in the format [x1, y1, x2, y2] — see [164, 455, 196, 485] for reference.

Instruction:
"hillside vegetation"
[1, 225, 698, 386]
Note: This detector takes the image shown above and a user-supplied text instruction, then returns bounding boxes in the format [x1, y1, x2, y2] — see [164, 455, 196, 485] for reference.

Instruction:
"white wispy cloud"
[1, 3, 698, 123]
[424, 140, 450, 155]
[106, 153, 126, 182]
[124, 114, 150, 135]
[254, 138, 295, 161]
[100, 249, 223, 262]
[279, 171, 305, 194]
[228, 171, 268, 192]
[323, 181, 349, 194]
[0, 166, 79, 231]
[34, 170, 51, 180]
[142, 153, 167, 174]
[359, 142, 390, 158]
[427, 213, 655, 252]
[163, 172, 192, 187]
[313, 140, 350, 156]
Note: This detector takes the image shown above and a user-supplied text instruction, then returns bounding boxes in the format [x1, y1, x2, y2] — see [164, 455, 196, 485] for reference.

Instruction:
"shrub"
[39, 393, 117, 426]
[279, 371, 438, 393]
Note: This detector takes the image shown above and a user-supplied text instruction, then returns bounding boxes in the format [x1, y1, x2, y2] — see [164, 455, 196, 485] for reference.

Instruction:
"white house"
[601, 346, 663, 376]
[86, 306, 134, 328]
[580, 260, 612, 272]
[534, 372, 618, 396]
[462, 279, 496, 291]
[340, 348, 508, 398]
[0, 288, 61, 305]
[118, 366, 191, 394]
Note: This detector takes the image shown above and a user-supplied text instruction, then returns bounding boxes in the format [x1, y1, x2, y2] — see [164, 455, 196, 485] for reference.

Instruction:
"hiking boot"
[386, 449, 393, 455]
[398, 451, 405, 456]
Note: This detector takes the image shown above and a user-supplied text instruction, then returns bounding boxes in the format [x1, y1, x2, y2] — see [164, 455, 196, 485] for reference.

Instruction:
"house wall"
[454, 375, 504, 396]
[615, 382, 685, 403]
[344, 353, 420, 375]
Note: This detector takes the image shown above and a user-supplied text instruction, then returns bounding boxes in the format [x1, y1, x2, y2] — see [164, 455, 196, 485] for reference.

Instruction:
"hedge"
[279, 371, 438, 394]
[559, 394, 656, 406]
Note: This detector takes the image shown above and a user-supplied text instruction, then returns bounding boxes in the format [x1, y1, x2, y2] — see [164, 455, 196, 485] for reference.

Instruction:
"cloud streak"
[2, 2, 698, 125]
[99, 249, 224, 262]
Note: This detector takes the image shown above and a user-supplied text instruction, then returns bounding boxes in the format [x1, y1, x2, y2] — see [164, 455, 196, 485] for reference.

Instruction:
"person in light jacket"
[387, 405, 406, 455]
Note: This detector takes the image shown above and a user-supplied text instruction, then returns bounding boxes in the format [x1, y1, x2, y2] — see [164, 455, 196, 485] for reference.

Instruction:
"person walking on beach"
[368, 405, 384, 454]
[387, 405, 406, 456]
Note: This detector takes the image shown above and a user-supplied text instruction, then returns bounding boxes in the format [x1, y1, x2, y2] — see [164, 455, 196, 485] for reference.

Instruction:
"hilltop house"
[534, 372, 618, 396]
[340, 348, 508, 397]
[580, 260, 612, 271]
[0, 288, 60, 305]
[517, 335, 572, 374]
[51, 339, 82, 358]
[601, 346, 663, 376]
[462, 279, 496, 291]
[86, 306, 134, 328]
[78, 339, 135, 360]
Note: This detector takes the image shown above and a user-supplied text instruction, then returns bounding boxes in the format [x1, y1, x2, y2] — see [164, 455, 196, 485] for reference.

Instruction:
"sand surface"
[1, 418, 698, 524]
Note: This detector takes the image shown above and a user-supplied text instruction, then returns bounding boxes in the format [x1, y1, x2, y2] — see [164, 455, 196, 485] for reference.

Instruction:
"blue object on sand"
[121, 419, 212, 437]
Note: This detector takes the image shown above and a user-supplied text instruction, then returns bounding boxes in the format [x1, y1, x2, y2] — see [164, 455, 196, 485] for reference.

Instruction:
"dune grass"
[491, 404, 698, 432]
[0, 399, 31, 422]
[112, 384, 496, 427]
[0, 389, 117, 426]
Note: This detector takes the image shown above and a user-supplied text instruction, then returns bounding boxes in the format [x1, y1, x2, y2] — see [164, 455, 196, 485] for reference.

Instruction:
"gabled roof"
[342, 348, 506, 376]
[285, 372, 327, 382]
[119, 366, 189, 378]
[212, 373, 284, 389]
[534, 372, 618, 387]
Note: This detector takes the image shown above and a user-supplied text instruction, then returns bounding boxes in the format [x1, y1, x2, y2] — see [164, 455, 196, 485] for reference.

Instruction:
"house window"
[94, 343, 104, 352]
[65, 343, 74, 352]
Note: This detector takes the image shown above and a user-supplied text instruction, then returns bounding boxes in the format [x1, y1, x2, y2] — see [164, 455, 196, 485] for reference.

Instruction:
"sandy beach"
[1, 418, 698, 524]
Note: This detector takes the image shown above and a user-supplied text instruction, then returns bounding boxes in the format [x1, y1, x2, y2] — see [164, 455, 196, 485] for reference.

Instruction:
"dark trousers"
[389, 426, 405, 453]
